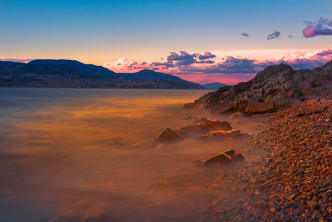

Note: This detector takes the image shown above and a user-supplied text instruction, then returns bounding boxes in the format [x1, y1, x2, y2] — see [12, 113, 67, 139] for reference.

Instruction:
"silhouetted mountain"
[0, 59, 204, 89]
[203, 82, 228, 90]
[119, 69, 203, 89]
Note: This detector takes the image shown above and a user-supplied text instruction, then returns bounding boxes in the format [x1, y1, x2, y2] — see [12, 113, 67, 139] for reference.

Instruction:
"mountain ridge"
[0, 59, 204, 89]
[203, 82, 228, 90]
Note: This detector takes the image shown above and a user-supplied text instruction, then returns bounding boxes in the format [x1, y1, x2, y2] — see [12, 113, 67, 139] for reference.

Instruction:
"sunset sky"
[1, 0, 332, 84]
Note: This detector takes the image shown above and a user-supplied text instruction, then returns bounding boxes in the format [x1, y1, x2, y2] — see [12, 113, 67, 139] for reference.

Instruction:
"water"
[0, 88, 259, 222]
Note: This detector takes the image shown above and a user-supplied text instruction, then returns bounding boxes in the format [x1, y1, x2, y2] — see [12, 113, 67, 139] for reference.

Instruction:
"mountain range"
[202, 82, 228, 90]
[0, 59, 204, 89]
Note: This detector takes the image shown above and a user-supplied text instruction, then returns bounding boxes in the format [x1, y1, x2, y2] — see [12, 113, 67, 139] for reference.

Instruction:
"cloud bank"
[0, 58, 32, 63]
[303, 18, 332, 38]
[104, 49, 332, 84]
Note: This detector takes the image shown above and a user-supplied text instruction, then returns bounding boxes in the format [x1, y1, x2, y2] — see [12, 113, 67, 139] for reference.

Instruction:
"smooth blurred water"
[1, 88, 231, 222]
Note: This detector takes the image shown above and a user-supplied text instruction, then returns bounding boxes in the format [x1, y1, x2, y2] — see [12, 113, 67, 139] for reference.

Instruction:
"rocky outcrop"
[185, 61, 332, 114]
[203, 149, 245, 167]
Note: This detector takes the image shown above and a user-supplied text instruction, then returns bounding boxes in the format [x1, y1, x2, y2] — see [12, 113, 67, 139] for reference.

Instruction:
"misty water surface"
[0, 88, 260, 222]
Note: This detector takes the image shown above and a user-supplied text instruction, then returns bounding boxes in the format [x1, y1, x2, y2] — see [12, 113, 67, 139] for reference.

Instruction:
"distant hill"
[0, 59, 204, 89]
[203, 82, 228, 90]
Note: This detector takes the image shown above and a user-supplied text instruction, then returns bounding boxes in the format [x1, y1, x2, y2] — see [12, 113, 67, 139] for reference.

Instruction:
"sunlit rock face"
[185, 61, 332, 114]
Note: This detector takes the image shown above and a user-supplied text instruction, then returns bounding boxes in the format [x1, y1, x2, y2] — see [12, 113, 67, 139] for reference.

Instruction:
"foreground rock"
[154, 128, 183, 144]
[185, 61, 332, 114]
[203, 149, 245, 167]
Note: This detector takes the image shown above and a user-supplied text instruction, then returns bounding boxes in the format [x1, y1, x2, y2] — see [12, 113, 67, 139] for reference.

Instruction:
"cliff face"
[185, 61, 332, 114]
[0, 60, 204, 89]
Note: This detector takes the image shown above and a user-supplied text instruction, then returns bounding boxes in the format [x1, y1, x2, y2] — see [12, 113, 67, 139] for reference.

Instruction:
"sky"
[0, 0, 332, 84]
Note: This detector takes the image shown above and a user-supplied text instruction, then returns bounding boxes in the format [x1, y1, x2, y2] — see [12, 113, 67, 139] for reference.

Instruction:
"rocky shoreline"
[209, 99, 331, 221]
[181, 61, 332, 221]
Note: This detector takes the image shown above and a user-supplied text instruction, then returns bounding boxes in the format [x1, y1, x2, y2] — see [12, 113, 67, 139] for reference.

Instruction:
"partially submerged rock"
[179, 118, 232, 136]
[203, 149, 245, 167]
[203, 153, 232, 166]
[154, 128, 183, 144]
[110, 139, 125, 148]
[201, 129, 241, 140]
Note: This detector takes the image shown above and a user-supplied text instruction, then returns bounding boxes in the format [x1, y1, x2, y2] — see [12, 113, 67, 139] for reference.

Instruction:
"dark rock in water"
[203, 150, 245, 166]
[179, 118, 232, 136]
[224, 149, 245, 161]
[110, 139, 125, 148]
[203, 153, 232, 166]
[154, 128, 183, 144]
[185, 61, 332, 114]
[196, 118, 232, 130]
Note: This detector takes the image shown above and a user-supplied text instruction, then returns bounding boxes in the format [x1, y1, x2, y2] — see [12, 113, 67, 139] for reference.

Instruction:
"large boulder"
[154, 128, 183, 144]
[185, 61, 332, 114]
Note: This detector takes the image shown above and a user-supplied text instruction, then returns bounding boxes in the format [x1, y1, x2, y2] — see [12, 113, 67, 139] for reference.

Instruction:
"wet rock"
[179, 118, 232, 136]
[110, 139, 125, 148]
[154, 128, 183, 144]
[203, 153, 232, 167]
[201, 129, 241, 140]
[224, 149, 245, 161]
[203, 150, 245, 167]
[196, 118, 232, 131]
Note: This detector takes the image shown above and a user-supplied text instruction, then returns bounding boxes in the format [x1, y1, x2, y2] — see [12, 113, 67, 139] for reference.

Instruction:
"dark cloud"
[267, 31, 280, 40]
[241, 33, 249, 38]
[167, 51, 196, 66]
[174, 49, 332, 75]
[166, 51, 216, 67]
[197, 52, 216, 60]
[105, 49, 332, 76]
[303, 18, 332, 38]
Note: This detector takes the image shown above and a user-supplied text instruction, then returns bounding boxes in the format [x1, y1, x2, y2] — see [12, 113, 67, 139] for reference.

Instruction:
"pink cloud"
[103, 49, 332, 84]
[303, 18, 332, 38]
[0, 58, 32, 63]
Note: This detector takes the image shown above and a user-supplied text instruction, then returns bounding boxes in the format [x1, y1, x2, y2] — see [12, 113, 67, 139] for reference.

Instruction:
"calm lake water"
[0, 88, 257, 222]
